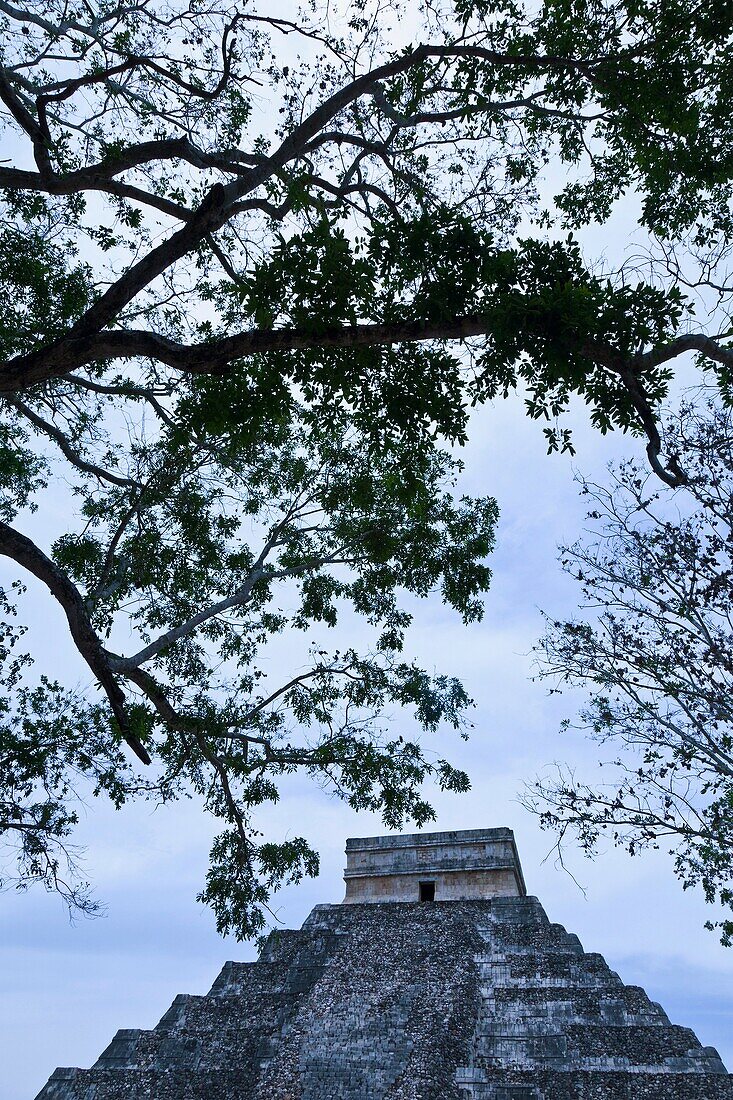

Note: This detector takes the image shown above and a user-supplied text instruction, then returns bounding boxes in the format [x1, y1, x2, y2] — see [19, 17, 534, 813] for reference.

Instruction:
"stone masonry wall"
[343, 829, 525, 902]
[36, 898, 733, 1100]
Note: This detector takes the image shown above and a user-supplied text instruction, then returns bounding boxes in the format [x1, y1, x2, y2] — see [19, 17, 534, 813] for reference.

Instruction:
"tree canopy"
[528, 401, 733, 944]
[2, 0, 733, 936]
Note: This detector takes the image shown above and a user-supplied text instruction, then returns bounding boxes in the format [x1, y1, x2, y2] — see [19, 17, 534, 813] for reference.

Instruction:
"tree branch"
[633, 333, 733, 374]
[111, 566, 266, 671]
[3, 318, 698, 486]
[7, 397, 140, 488]
[0, 520, 150, 764]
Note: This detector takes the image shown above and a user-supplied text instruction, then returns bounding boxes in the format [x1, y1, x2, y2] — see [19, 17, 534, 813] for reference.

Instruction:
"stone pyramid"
[37, 828, 732, 1099]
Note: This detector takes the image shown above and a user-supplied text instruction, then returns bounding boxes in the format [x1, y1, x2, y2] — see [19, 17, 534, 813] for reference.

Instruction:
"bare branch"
[7, 397, 140, 488]
[0, 519, 150, 764]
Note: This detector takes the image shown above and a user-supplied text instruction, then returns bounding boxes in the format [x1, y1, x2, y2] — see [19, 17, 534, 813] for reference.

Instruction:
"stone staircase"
[455, 896, 730, 1099]
[37, 899, 732, 1100]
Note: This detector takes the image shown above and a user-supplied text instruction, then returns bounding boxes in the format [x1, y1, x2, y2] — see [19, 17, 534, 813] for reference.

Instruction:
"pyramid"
[37, 828, 732, 1099]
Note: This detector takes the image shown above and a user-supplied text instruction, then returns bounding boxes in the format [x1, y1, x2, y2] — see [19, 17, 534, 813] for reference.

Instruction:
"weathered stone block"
[343, 829, 526, 903]
[33, 830, 732, 1100]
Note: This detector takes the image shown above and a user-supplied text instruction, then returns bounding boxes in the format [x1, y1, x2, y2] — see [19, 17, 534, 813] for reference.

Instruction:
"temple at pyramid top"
[343, 826, 526, 903]
[36, 825, 733, 1100]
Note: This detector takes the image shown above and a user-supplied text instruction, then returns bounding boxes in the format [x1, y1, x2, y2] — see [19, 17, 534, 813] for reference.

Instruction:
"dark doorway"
[419, 881, 436, 902]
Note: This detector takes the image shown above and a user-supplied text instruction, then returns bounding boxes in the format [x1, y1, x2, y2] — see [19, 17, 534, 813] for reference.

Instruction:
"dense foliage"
[1, 0, 733, 935]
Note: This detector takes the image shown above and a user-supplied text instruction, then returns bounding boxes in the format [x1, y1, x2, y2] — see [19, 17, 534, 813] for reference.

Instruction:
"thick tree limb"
[0, 520, 150, 764]
[2, 315, 492, 390]
[632, 334, 733, 374]
[11, 315, 715, 390]
[4, 316, 723, 488]
[124, 666, 189, 731]
[0, 69, 52, 177]
[111, 568, 267, 671]
[64, 182, 229, 341]
[0, 140, 259, 207]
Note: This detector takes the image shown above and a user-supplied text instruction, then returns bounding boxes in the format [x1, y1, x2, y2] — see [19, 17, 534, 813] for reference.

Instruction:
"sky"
[3, 388, 733, 1100]
[2, 8, 733, 1098]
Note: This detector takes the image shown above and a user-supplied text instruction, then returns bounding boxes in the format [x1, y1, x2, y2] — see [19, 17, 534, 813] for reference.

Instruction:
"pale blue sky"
[3, 391, 733, 1100]
[2, 9, 732, 1089]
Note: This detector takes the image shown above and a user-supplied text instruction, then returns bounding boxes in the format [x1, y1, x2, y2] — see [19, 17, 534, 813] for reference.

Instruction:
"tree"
[2, 403, 495, 935]
[2, 0, 733, 936]
[527, 401, 733, 944]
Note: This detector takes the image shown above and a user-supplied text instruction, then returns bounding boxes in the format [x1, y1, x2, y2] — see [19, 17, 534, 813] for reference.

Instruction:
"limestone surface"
[37, 896, 732, 1100]
[343, 828, 526, 903]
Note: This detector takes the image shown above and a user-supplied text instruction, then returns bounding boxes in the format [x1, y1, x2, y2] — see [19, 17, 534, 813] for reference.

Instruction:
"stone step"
[454, 1068, 733, 1099]
[469, 1023, 723, 1071]
[482, 922, 585, 953]
[38, 1065, 257, 1100]
[477, 954, 620, 990]
[480, 984, 669, 1022]
[156, 990, 301, 1031]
